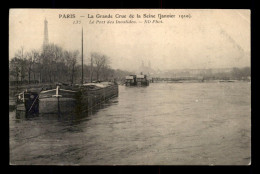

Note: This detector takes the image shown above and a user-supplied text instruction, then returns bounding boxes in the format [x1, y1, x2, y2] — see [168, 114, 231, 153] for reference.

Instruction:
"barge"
[15, 82, 118, 114]
[125, 74, 149, 86]
[39, 82, 118, 114]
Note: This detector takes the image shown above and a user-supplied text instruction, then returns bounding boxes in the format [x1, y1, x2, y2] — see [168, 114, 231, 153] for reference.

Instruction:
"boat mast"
[81, 27, 84, 84]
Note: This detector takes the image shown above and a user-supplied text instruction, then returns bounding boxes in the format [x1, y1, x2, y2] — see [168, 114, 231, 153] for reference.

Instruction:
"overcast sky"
[9, 9, 250, 71]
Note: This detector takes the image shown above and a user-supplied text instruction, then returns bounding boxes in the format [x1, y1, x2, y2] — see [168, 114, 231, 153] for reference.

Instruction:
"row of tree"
[9, 44, 132, 86]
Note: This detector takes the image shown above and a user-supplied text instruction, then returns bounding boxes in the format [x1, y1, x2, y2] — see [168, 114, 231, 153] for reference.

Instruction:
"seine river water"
[9, 82, 251, 165]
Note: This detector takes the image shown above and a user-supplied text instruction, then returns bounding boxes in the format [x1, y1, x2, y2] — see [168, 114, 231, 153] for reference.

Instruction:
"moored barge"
[39, 82, 118, 114]
[125, 74, 149, 86]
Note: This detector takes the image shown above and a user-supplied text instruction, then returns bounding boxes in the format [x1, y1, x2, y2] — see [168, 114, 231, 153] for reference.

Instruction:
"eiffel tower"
[43, 18, 49, 47]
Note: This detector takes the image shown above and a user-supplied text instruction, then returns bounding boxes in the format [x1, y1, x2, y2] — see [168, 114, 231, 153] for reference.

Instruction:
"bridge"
[150, 77, 204, 83]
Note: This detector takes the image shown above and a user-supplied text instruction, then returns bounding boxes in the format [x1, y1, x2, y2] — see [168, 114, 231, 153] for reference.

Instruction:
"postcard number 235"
[73, 20, 81, 24]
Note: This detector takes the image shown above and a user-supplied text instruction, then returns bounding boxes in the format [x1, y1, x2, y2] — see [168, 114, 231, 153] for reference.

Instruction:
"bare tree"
[101, 61, 112, 81]
[64, 50, 79, 84]
[91, 52, 109, 81]
[15, 46, 24, 59]
[31, 50, 40, 83]
[90, 54, 94, 82]
[13, 47, 27, 83]
[9, 57, 21, 87]
[25, 50, 38, 84]
[40, 43, 64, 83]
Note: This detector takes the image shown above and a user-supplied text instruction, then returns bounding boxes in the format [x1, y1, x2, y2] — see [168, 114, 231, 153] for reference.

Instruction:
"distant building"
[137, 59, 155, 75]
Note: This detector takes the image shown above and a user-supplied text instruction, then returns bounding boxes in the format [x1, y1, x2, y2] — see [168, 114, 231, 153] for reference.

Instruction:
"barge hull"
[39, 97, 76, 114]
[39, 84, 118, 114]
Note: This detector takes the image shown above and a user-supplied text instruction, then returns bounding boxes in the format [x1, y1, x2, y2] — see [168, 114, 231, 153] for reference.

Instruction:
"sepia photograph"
[9, 9, 251, 165]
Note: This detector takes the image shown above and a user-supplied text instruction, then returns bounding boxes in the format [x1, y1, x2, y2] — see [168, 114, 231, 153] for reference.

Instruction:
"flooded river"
[9, 82, 251, 165]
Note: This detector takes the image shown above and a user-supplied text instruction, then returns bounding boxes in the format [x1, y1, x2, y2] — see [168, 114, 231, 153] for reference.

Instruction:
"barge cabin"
[16, 90, 39, 114]
[125, 75, 137, 86]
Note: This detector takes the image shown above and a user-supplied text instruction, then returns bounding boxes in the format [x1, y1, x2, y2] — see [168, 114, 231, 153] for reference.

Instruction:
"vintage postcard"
[9, 9, 250, 165]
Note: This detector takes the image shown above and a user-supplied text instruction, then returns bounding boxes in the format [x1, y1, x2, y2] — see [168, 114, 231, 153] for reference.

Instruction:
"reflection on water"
[9, 82, 251, 165]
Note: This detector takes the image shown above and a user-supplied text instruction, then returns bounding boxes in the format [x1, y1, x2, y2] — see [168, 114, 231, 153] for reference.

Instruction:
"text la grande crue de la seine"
[58, 13, 191, 20]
